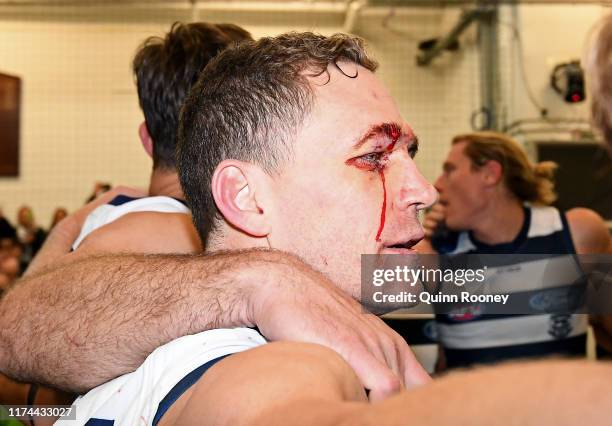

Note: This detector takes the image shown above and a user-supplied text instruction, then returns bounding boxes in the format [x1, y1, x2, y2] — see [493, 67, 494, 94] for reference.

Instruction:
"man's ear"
[482, 160, 503, 186]
[138, 121, 154, 158]
[211, 160, 271, 237]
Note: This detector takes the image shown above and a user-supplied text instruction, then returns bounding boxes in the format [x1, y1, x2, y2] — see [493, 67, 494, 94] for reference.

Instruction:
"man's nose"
[395, 165, 438, 212]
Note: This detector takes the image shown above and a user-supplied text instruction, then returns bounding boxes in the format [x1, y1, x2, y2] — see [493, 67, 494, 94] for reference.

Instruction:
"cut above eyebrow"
[352, 122, 416, 150]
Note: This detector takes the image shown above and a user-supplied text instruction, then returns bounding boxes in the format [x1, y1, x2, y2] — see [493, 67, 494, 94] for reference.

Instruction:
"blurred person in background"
[85, 182, 112, 203]
[0, 239, 20, 293]
[15, 205, 46, 271]
[416, 131, 611, 370]
[49, 207, 68, 230]
[1, 200, 100, 417]
[0, 208, 16, 240]
[0, 211, 20, 295]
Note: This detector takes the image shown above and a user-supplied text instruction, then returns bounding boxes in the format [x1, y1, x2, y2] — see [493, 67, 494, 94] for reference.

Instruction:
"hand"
[250, 255, 431, 402]
[423, 202, 446, 239]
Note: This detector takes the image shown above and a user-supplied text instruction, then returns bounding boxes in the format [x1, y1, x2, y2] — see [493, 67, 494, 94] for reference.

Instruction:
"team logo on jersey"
[529, 288, 573, 312]
[548, 314, 572, 339]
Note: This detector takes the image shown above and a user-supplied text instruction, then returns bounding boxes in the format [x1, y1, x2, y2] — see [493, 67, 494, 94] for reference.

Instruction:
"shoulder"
[73, 195, 189, 248]
[77, 210, 201, 255]
[565, 208, 611, 254]
[527, 205, 563, 237]
[104, 195, 190, 216]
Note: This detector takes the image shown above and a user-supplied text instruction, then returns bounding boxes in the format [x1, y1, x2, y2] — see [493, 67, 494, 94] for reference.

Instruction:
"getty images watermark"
[361, 254, 612, 315]
[371, 264, 502, 305]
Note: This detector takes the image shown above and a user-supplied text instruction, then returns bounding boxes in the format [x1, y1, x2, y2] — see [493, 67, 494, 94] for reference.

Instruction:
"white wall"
[0, 3, 608, 226]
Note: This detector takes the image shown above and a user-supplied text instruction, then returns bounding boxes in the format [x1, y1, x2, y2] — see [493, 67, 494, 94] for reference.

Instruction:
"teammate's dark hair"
[133, 22, 252, 170]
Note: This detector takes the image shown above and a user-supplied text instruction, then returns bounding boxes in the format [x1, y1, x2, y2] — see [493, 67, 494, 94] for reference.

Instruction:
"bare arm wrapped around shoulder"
[0, 250, 293, 392]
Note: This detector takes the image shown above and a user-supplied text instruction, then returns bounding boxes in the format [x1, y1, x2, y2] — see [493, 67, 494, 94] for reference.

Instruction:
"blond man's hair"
[452, 131, 557, 205]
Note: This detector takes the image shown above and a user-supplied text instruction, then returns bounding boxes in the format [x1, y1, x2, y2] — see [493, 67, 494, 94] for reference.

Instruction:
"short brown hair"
[133, 22, 252, 171]
[585, 13, 612, 150]
[452, 131, 557, 205]
[178, 32, 378, 245]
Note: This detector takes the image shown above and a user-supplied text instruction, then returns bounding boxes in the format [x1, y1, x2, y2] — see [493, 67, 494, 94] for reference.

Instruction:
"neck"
[148, 168, 184, 199]
[470, 192, 525, 246]
[206, 222, 270, 252]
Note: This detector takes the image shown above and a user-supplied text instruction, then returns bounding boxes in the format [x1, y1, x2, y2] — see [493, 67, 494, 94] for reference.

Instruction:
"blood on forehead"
[356, 122, 412, 152]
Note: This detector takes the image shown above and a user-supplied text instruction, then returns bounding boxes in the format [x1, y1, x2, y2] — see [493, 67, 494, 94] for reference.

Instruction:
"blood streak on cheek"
[345, 158, 388, 242]
[375, 169, 387, 242]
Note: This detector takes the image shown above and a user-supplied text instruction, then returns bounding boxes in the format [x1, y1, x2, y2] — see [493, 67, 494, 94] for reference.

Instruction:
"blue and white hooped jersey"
[432, 205, 588, 368]
[55, 328, 266, 426]
[72, 195, 190, 250]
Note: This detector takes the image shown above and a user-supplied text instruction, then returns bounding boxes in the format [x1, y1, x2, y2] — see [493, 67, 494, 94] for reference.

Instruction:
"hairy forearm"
[0, 249, 301, 392]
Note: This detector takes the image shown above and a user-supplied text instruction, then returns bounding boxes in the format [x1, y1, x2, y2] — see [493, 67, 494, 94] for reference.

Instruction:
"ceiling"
[0, 0, 608, 27]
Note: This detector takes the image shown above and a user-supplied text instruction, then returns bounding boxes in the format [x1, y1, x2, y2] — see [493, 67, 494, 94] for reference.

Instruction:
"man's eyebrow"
[352, 122, 415, 150]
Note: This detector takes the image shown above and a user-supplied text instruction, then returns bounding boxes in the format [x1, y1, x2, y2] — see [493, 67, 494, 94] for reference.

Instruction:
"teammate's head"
[133, 22, 252, 171]
[178, 32, 436, 300]
[585, 13, 612, 151]
[435, 131, 556, 230]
